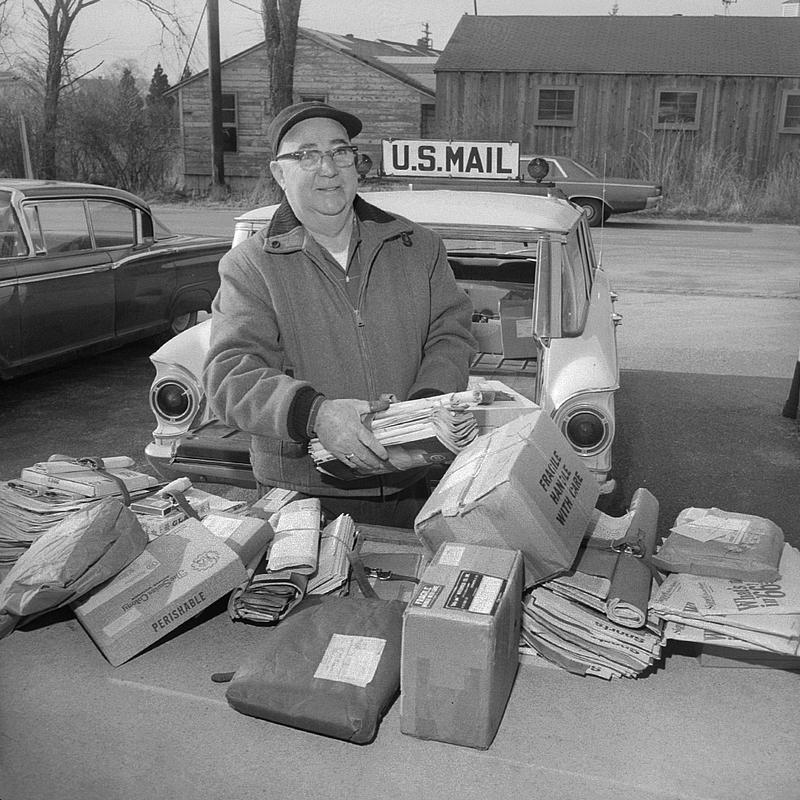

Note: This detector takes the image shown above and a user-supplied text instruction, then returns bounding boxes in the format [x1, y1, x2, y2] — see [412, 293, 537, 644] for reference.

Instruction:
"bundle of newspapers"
[229, 498, 356, 624]
[650, 542, 800, 657]
[308, 392, 482, 480]
[520, 489, 665, 679]
[0, 456, 159, 573]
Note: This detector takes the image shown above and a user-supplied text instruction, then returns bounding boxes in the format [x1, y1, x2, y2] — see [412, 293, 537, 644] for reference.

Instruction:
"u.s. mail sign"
[381, 139, 520, 180]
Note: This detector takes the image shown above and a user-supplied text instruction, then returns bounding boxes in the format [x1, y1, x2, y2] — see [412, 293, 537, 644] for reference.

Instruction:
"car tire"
[575, 198, 605, 227]
[170, 311, 199, 336]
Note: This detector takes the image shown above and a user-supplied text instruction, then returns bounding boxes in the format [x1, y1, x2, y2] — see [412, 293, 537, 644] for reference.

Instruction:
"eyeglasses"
[275, 145, 358, 171]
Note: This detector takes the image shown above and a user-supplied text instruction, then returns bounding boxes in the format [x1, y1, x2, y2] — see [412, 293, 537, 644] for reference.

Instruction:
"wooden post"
[207, 0, 226, 195]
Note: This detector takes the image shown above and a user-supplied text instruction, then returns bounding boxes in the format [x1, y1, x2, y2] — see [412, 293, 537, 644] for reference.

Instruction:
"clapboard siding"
[177, 36, 432, 191]
[436, 71, 800, 177]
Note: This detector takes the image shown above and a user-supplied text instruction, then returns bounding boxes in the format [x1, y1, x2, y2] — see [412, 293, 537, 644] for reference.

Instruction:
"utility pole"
[473, 1, 478, 13]
[207, 0, 226, 195]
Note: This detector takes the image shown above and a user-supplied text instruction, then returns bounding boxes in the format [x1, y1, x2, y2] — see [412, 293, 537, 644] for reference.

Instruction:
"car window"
[23, 200, 92, 254]
[560, 228, 590, 335]
[0, 191, 29, 258]
[565, 160, 598, 180]
[544, 159, 567, 179]
[88, 200, 136, 248]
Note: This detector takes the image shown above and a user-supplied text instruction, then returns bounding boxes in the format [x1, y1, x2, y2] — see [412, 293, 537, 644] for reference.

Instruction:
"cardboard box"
[499, 293, 537, 359]
[73, 516, 272, 666]
[415, 411, 599, 587]
[466, 378, 539, 431]
[401, 543, 523, 749]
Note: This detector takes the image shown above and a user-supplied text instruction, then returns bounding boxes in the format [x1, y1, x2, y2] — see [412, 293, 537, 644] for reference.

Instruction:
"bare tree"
[27, 0, 186, 179]
[261, 0, 301, 137]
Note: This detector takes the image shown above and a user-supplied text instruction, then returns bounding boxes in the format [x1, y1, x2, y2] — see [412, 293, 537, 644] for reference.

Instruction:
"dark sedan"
[519, 155, 662, 227]
[0, 180, 231, 379]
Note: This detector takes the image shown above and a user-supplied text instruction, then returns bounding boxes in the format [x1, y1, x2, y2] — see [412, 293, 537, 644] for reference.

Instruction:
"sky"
[8, 0, 790, 84]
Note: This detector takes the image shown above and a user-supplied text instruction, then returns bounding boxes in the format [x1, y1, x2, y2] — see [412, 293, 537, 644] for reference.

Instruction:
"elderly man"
[203, 101, 475, 527]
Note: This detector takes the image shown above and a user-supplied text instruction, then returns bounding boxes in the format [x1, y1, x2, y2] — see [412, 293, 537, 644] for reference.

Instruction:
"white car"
[145, 189, 620, 492]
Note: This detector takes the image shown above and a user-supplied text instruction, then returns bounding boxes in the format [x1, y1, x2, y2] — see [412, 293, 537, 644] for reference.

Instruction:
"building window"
[655, 89, 701, 130]
[534, 88, 577, 126]
[421, 104, 435, 138]
[779, 91, 800, 133]
[221, 92, 237, 152]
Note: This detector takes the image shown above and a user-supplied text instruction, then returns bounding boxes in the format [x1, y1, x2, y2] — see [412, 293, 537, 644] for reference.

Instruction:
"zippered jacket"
[202, 195, 476, 496]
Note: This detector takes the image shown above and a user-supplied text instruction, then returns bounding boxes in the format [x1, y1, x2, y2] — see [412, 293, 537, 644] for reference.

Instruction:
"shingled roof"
[436, 15, 800, 77]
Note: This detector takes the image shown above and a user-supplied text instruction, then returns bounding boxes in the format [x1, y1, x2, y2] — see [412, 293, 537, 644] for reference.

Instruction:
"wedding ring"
[346, 453, 356, 460]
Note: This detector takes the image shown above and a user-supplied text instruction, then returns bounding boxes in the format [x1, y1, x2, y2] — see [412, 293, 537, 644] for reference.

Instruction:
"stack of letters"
[650, 543, 800, 657]
[0, 456, 158, 574]
[0, 482, 95, 573]
[229, 499, 356, 624]
[520, 489, 664, 679]
[308, 393, 480, 479]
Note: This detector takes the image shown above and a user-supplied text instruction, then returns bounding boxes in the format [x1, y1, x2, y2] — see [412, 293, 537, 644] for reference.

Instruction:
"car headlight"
[559, 405, 612, 456]
[150, 378, 199, 424]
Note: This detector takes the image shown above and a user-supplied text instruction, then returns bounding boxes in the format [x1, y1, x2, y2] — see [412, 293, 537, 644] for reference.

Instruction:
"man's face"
[269, 117, 358, 224]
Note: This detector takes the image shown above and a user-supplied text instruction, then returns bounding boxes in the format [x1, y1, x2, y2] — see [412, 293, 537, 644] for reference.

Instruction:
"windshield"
[151, 213, 175, 240]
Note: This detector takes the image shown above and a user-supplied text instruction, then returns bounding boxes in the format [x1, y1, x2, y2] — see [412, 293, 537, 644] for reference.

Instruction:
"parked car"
[0, 180, 232, 379]
[146, 189, 620, 494]
[381, 151, 661, 227]
[519, 155, 662, 227]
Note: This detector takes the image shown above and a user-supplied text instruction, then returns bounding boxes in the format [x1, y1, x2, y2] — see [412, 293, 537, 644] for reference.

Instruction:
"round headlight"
[152, 381, 193, 422]
[562, 408, 610, 454]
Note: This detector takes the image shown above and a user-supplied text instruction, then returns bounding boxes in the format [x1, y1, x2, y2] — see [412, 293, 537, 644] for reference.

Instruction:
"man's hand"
[313, 398, 391, 472]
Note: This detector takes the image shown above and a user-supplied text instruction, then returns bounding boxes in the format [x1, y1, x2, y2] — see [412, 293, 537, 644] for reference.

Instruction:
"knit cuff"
[288, 386, 324, 443]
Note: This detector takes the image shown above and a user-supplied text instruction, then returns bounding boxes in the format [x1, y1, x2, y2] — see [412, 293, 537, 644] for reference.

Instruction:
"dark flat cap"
[268, 101, 362, 154]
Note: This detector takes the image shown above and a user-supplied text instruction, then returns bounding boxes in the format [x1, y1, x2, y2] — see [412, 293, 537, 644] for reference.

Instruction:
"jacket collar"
[263, 194, 413, 253]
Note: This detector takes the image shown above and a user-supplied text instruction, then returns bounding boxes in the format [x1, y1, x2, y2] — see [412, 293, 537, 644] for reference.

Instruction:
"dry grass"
[628, 132, 800, 223]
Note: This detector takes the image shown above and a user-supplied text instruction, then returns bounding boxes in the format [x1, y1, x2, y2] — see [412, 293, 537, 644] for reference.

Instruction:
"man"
[203, 101, 475, 527]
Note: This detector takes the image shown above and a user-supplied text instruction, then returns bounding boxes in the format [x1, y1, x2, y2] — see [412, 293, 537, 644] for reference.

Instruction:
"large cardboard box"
[73, 515, 272, 666]
[466, 378, 539, 433]
[401, 543, 523, 749]
[415, 411, 599, 587]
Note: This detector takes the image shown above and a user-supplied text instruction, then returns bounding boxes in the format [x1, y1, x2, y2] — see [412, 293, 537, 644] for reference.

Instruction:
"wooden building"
[168, 29, 437, 192]
[434, 15, 800, 178]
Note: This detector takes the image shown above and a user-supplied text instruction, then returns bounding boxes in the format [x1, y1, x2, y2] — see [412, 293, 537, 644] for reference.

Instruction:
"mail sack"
[224, 596, 404, 744]
[0, 498, 147, 638]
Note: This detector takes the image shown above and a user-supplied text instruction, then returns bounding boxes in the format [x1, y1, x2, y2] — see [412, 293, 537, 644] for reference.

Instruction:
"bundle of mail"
[308, 392, 482, 480]
[650, 542, 800, 657]
[229, 498, 356, 624]
[0, 457, 249, 577]
[520, 489, 665, 679]
[0, 456, 158, 571]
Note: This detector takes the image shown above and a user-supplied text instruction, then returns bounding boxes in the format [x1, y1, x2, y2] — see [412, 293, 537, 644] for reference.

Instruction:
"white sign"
[381, 139, 520, 180]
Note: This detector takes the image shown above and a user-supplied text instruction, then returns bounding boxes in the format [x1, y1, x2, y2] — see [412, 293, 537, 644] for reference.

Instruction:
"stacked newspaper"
[229, 499, 356, 624]
[522, 587, 663, 680]
[650, 543, 800, 656]
[308, 392, 481, 480]
[0, 482, 97, 573]
[520, 489, 664, 679]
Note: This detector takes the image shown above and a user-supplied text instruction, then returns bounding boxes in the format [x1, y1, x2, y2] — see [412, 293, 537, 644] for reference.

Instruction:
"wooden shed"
[435, 15, 800, 179]
[169, 29, 437, 192]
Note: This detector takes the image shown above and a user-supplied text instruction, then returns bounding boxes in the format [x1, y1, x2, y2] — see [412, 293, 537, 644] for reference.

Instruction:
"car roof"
[0, 180, 150, 210]
[237, 189, 581, 235]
